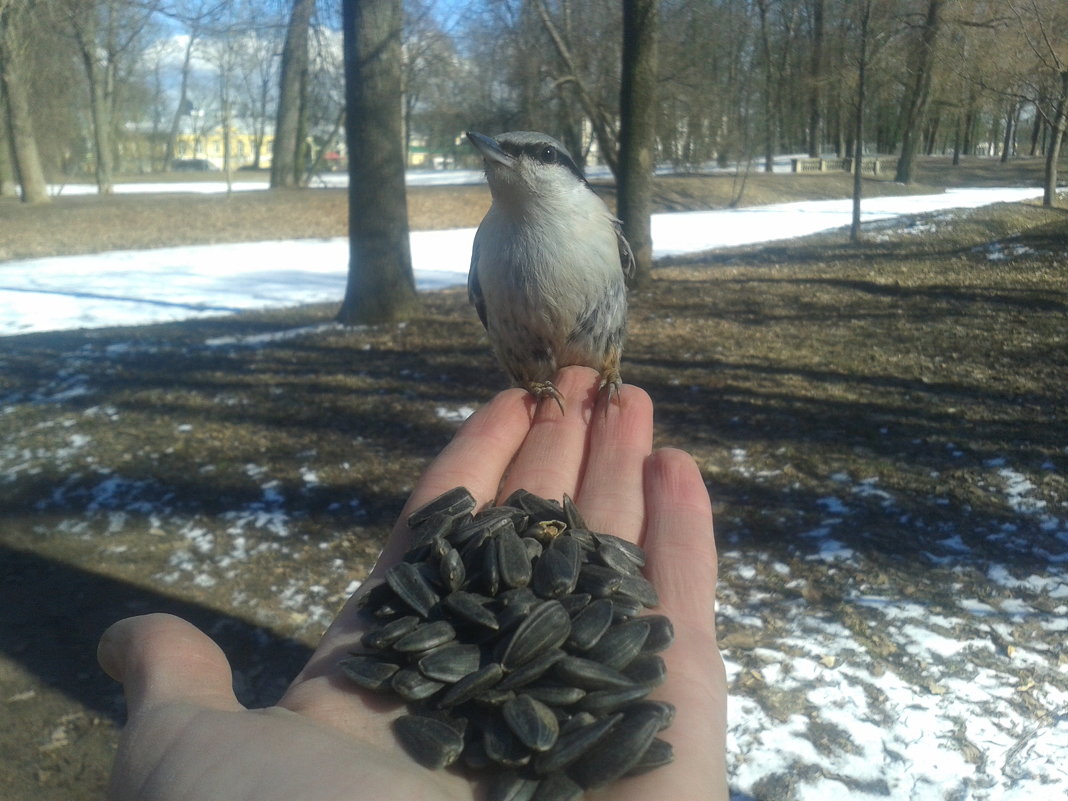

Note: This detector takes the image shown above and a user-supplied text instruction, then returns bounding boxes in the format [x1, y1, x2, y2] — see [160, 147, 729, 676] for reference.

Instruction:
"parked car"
[171, 159, 218, 172]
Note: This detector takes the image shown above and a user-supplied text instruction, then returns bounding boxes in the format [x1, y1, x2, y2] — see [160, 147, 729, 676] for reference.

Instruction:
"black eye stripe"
[497, 137, 587, 183]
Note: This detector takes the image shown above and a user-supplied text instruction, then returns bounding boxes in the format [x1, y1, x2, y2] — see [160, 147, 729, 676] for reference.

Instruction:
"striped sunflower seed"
[342, 486, 677, 795]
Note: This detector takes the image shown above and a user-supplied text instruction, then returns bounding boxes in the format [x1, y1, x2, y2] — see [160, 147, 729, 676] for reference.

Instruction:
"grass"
[0, 156, 1066, 799]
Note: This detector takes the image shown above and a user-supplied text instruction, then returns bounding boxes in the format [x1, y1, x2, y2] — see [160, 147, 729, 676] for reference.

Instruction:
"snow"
[0, 185, 1044, 337]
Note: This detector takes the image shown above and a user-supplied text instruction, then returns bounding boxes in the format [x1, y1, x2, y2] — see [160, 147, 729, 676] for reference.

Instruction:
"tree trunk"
[1000, 101, 1018, 163]
[164, 26, 197, 170]
[0, 21, 49, 204]
[271, 0, 314, 189]
[851, 0, 871, 243]
[1043, 71, 1067, 208]
[337, 0, 418, 325]
[618, 0, 659, 287]
[895, 0, 943, 184]
[807, 0, 825, 157]
[756, 0, 775, 172]
[86, 64, 114, 193]
[0, 90, 17, 196]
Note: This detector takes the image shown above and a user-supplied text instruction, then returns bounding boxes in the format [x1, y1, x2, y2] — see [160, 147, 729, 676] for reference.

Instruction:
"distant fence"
[792, 157, 898, 176]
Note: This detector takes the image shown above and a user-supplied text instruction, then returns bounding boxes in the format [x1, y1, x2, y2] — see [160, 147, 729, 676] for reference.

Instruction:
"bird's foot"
[598, 368, 623, 416]
[528, 381, 566, 415]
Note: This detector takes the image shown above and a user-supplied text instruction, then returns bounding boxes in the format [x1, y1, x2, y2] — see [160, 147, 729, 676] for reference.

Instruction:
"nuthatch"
[466, 130, 634, 413]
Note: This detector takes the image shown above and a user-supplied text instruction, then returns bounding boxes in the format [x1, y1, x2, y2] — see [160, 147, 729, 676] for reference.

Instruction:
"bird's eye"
[539, 146, 557, 164]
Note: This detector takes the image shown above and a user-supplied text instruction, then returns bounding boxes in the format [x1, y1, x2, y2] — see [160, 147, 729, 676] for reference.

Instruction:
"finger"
[497, 366, 601, 502]
[98, 613, 242, 715]
[573, 384, 653, 542]
[292, 387, 535, 688]
[620, 449, 727, 800]
[640, 448, 718, 623]
[374, 386, 533, 571]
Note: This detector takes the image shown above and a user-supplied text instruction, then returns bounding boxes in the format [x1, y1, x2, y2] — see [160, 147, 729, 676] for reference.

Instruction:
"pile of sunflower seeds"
[341, 486, 675, 801]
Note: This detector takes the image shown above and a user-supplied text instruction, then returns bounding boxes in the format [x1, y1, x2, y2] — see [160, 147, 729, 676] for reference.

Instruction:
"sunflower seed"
[483, 716, 531, 767]
[625, 699, 676, 731]
[526, 519, 567, 543]
[440, 547, 466, 592]
[407, 486, 478, 529]
[531, 547, 579, 599]
[565, 527, 597, 551]
[340, 655, 400, 691]
[501, 600, 571, 670]
[438, 662, 504, 707]
[552, 655, 636, 690]
[391, 667, 446, 701]
[482, 536, 501, 595]
[385, 562, 439, 618]
[561, 494, 586, 531]
[566, 706, 662, 789]
[594, 537, 643, 575]
[418, 643, 481, 683]
[341, 487, 675, 792]
[566, 598, 614, 651]
[593, 532, 646, 567]
[616, 573, 660, 608]
[585, 619, 649, 670]
[575, 564, 624, 598]
[641, 614, 675, 652]
[475, 687, 516, 707]
[393, 714, 464, 770]
[504, 489, 564, 522]
[575, 685, 652, 715]
[623, 736, 674, 777]
[558, 711, 597, 735]
[497, 648, 565, 690]
[488, 771, 540, 801]
[558, 592, 591, 616]
[393, 620, 456, 653]
[522, 536, 543, 561]
[532, 712, 622, 774]
[503, 694, 559, 751]
[497, 528, 533, 588]
[622, 653, 667, 687]
[531, 771, 584, 801]
[520, 684, 586, 706]
[360, 614, 420, 650]
[442, 590, 499, 630]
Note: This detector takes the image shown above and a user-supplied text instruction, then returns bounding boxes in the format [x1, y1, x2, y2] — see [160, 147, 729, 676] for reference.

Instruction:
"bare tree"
[271, 0, 314, 188]
[337, 0, 418, 325]
[57, 0, 160, 193]
[534, 0, 620, 178]
[895, 0, 944, 183]
[850, 0, 872, 242]
[1006, 0, 1067, 206]
[618, 0, 658, 286]
[0, 0, 49, 203]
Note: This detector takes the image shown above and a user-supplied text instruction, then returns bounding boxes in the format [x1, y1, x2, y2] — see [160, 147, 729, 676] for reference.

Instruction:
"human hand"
[99, 366, 727, 800]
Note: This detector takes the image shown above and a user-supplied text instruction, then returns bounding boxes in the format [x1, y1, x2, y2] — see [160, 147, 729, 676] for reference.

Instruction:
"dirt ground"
[1, 158, 1066, 799]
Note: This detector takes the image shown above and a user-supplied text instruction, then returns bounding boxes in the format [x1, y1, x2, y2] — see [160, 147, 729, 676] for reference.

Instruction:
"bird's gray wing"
[468, 233, 488, 330]
[614, 219, 636, 281]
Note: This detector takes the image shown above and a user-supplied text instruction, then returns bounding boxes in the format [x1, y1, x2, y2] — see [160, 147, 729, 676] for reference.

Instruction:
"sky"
[0, 182, 1045, 338]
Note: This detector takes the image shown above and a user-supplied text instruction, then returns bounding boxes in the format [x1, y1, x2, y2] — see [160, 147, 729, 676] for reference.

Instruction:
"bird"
[465, 130, 634, 414]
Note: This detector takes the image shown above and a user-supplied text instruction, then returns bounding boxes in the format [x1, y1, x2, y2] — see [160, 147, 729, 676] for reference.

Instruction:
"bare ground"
[1, 157, 1066, 799]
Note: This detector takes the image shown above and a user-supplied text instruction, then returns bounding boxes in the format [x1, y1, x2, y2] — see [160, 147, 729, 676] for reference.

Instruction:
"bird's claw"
[529, 381, 566, 415]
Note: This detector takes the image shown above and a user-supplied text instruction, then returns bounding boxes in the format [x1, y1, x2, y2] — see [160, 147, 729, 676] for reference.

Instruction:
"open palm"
[99, 367, 727, 801]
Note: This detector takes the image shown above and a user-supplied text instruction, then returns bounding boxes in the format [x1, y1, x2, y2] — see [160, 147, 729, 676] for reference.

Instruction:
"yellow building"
[174, 124, 274, 170]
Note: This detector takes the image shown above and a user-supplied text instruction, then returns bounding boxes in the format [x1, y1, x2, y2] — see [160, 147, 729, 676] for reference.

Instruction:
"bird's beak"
[466, 131, 514, 169]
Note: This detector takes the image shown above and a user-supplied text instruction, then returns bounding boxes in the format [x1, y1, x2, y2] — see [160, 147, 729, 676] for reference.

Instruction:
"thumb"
[98, 613, 242, 714]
